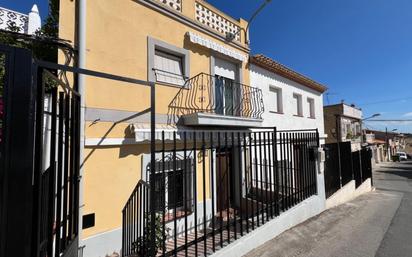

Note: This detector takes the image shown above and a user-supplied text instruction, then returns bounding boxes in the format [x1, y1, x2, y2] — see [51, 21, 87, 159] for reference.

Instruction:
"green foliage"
[132, 213, 169, 256]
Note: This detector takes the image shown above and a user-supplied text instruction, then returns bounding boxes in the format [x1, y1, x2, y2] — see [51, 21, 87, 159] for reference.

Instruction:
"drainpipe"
[76, 0, 86, 250]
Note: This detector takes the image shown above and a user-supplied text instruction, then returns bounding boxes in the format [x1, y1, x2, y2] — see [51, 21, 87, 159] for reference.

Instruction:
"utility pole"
[385, 128, 398, 161]
[386, 127, 388, 161]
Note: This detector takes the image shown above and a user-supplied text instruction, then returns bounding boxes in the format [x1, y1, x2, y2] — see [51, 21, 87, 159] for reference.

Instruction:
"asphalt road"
[243, 161, 412, 257]
[374, 161, 412, 257]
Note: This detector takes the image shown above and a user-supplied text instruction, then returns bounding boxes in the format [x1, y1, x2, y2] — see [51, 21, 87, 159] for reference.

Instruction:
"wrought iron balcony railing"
[168, 73, 264, 123]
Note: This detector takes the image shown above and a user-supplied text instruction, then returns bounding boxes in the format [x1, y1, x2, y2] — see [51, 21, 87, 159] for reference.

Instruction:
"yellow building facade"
[59, 1, 261, 256]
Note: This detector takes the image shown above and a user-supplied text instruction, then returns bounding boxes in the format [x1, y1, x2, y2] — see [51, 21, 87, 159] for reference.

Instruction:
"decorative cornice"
[250, 54, 328, 93]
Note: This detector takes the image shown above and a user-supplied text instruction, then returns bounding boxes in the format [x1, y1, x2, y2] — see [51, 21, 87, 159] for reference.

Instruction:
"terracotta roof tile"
[250, 54, 328, 93]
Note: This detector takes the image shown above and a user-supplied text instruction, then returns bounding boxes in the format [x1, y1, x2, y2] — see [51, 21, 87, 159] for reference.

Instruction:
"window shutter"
[154, 50, 185, 86]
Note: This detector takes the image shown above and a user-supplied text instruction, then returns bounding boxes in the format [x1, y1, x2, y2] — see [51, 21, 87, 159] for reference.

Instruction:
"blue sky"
[3, 0, 412, 133]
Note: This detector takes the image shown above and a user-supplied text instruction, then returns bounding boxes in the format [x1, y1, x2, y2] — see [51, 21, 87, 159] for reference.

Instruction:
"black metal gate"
[323, 143, 341, 198]
[323, 142, 373, 197]
[323, 142, 354, 197]
[122, 129, 320, 257]
[361, 148, 372, 184]
[0, 44, 80, 257]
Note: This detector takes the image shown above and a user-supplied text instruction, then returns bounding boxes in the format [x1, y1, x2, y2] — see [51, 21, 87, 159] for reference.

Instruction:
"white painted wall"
[325, 178, 372, 209]
[342, 104, 362, 119]
[250, 64, 325, 139]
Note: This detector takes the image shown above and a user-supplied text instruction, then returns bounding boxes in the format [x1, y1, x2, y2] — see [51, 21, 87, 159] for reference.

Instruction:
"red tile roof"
[250, 54, 328, 93]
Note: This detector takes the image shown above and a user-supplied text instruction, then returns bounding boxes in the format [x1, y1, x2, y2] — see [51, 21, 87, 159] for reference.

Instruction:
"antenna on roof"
[324, 92, 338, 105]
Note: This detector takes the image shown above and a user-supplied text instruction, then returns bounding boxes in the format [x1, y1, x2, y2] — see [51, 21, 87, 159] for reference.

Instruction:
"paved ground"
[243, 161, 412, 257]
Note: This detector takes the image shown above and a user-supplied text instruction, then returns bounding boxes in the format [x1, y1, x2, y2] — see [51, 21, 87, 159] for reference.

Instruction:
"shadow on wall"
[82, 108, 151, 167]
[166, 37, 211, 125]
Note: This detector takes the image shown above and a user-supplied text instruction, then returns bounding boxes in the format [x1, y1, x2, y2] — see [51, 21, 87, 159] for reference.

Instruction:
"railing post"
[149, 82, 156, 257]
[273, 127, 279, 216]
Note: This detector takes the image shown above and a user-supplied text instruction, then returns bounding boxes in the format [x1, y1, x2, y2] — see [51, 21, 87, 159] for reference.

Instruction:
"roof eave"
[250, 55, 328, 94]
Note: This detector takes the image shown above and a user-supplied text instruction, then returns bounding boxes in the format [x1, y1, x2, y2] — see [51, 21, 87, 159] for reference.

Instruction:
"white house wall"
[250, 64, 325, 139]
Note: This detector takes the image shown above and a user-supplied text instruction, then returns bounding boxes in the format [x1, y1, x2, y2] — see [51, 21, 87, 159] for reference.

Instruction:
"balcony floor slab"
[182, 113, 263, 128]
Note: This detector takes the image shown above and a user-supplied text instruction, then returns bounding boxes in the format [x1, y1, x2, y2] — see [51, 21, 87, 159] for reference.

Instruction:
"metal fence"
[122, 129, 319, 257]
[0, 44, 80, 257]
[323, 143, 341, 198]
[323, 142, 373, 198]
[0, 41, 157, 257]
[36, 70, 81, 257]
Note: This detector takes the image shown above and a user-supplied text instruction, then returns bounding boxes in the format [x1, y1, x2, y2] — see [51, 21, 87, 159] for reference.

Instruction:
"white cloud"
[403, 112, 412, 117]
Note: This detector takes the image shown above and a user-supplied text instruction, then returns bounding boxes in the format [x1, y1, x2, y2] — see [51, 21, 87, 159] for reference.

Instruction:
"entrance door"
[215, 76, 234, 116]
[214, 58, 238, 116]
[216, 150, 233, 212]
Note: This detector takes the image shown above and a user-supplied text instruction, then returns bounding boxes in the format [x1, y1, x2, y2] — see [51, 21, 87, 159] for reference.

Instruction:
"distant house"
[364, 132, 386, 163]
[324, 103, 363, 151]
[0, 4, 41, 35]
[365, 129, 407, 161]
[249, 54, 327, 139]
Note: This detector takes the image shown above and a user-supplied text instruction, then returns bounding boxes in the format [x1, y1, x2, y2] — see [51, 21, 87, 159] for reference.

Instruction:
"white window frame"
[269, 86, 283, 114]
[307, 97, 315, 118]
[293, 93, 303, 117]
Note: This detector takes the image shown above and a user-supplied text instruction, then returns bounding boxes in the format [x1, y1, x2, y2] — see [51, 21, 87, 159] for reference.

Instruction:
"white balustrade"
[155, 0, 182, 12]
[195, 2, 241, 42]
[0, 4, 41, 35]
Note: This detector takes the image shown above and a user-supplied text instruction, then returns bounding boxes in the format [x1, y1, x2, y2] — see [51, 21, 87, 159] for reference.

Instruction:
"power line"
[358, 96, 412, 106]
[365, 120, 412, 122]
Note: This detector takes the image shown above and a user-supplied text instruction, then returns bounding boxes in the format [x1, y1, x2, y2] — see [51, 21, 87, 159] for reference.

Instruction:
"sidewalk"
[244, 161, 412, 257]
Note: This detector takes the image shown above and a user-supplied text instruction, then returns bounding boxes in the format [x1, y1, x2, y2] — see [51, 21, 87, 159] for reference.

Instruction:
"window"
[345, 123, 352, 138]
[354, 123, 361, 135]
[145, 154, 193, 217]
[293, 93, 303, 116]
[152, 169, 185, 211]
[154, 50, 185, 86]
[167, 169, 184, 208]
[214, 58, 240, 116]
[215, 76, 235, 116]
[148, 37, 190, 87]
[269, 86, 283, 113]
[307, 98, 315, 118]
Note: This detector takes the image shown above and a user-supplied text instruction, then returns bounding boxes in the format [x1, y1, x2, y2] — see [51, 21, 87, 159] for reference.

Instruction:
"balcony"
[149, 0, 244, 44]
[0, 7, 29, 33]
[168, 73, 264, 127]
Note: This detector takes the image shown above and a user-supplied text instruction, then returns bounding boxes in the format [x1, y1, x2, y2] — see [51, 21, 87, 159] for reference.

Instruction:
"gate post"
[0, 46, 37, 257]
[31, 65, 45, 257]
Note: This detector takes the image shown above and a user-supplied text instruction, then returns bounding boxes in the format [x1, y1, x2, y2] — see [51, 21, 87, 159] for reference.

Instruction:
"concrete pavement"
[243, 161, 412, 257]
